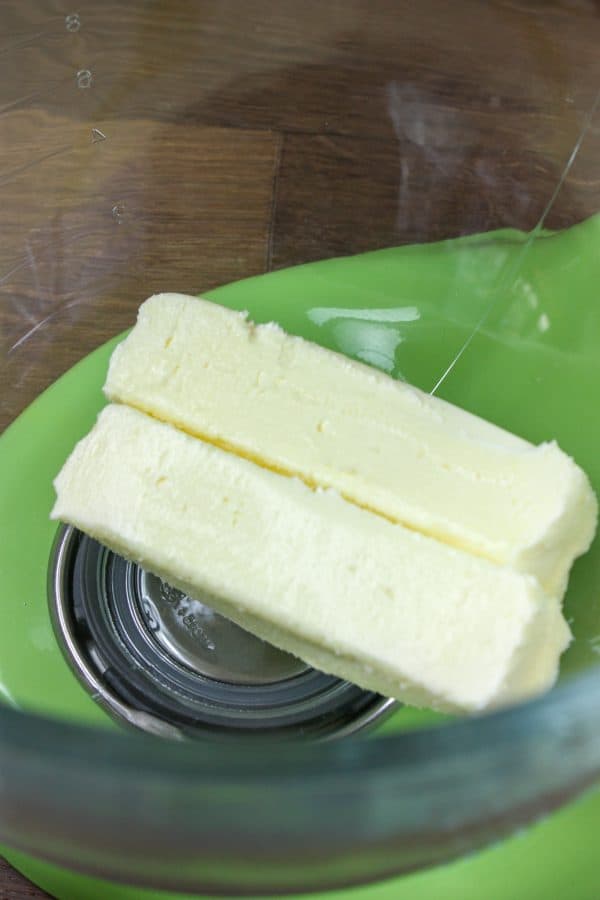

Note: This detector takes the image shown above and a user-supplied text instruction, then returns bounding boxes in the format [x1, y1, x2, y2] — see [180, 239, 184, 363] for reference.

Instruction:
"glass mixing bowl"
[1, 2, 600, 898]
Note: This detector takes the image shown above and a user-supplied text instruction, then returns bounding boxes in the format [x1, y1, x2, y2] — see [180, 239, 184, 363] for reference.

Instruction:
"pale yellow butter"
[105, 294, 597, 596]
[52, 404, 572, 713]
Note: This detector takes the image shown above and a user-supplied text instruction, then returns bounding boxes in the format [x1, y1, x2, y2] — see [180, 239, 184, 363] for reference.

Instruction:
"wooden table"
[1, 1, 599, 896]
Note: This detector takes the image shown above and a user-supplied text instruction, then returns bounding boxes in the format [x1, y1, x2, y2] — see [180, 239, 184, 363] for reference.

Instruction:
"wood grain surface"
[0, 857, 49, 899]
[1, 0, 600, 896]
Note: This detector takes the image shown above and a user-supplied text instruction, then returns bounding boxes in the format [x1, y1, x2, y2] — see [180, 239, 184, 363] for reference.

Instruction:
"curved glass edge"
[1, 664, 599, 778]
[1, 667, 599, 894]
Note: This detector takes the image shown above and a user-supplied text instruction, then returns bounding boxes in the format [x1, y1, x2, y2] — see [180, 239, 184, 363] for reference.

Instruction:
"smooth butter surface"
[105, 294, 597, 595]
[52, 405, 571, 713]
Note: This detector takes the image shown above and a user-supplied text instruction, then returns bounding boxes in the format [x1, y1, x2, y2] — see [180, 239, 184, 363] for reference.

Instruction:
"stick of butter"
[105, 294, 597, 596]
[52, 404, 571, 713]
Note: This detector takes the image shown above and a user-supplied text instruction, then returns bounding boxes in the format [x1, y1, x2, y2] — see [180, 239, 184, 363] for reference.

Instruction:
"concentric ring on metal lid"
[48, 525, 396, 741]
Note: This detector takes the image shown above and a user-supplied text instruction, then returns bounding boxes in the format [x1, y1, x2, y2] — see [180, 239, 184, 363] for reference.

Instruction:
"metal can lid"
[49, 525, 396, 741]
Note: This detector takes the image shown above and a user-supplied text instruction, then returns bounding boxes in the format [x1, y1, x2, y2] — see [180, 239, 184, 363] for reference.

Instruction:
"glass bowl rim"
[2, 664, 600, 782]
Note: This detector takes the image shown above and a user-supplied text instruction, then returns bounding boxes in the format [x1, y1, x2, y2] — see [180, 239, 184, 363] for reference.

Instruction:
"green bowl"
[1, 217, 600, 898]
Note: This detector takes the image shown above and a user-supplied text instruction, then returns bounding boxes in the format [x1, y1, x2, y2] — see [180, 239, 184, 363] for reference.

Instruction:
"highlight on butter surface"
[52, 293, 598, 714]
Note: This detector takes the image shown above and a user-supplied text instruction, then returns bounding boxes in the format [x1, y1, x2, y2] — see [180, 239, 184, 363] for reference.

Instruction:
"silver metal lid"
[138, 571, 309, 685]
[48, 525, 396, 741]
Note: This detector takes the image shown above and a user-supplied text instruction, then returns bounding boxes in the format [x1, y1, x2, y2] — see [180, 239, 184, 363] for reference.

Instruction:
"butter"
[52, 404, 571, 713]
[105, 294, 597, 596]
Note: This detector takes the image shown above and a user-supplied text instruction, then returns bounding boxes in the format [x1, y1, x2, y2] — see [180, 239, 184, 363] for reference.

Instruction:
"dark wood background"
[1, 0, 600, 896]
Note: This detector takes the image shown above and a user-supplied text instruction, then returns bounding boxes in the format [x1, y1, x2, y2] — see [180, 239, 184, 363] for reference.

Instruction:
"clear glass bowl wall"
[1, 1, 600, 895]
